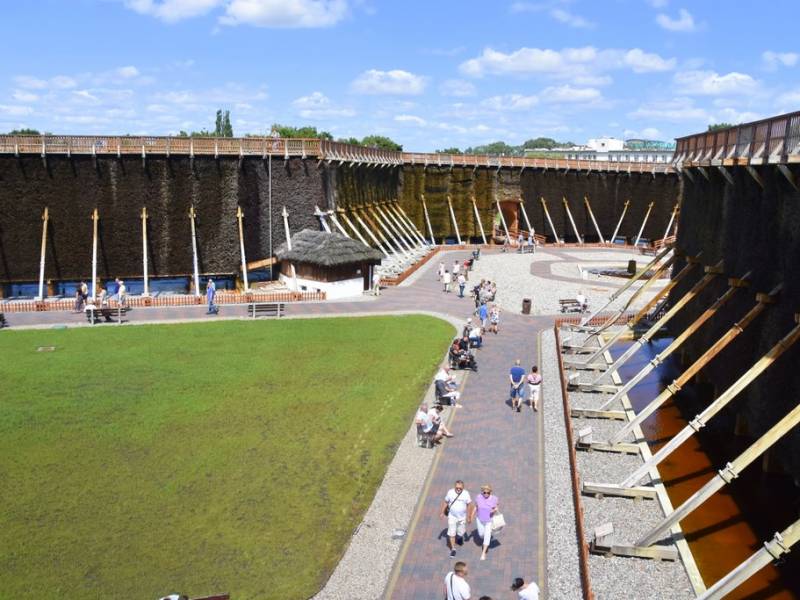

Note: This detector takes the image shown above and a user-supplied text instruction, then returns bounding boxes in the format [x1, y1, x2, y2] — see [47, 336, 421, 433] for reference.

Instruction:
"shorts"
[529, 384, 541, 402]
[510, 384, 524, 399]
[447, 514, 467, 537]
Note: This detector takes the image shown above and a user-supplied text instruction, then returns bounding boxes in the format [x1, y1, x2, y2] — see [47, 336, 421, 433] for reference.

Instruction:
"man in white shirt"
[575, 291, 588, 312]
[511, 577, 540, 600]
[444, 561, 471, 600]
[441, 480, 472, 558]
[443, 270, 452, 293]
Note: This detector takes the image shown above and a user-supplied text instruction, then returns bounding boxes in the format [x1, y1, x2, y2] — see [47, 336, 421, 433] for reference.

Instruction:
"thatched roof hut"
[275, 229, 382, 266]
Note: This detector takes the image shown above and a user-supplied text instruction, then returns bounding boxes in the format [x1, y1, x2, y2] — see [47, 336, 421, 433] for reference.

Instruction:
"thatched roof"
[276, 229, 382, 267]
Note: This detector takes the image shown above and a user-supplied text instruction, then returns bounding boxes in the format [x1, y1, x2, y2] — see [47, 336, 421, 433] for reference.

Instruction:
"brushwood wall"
[669, 165, 800, 480]
[0, 156, 679, 284]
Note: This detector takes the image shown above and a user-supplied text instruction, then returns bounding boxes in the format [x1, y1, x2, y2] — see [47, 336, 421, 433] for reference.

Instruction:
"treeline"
[436, 137, 576, 156]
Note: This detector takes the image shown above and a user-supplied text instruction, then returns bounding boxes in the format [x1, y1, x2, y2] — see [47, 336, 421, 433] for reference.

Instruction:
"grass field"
[0, 316, 454, 599]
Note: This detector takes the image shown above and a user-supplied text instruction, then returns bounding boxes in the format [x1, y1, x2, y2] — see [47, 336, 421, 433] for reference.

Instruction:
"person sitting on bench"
[458, 335, 471, 353]
[428, 404, 454, 438]
[468, 324, 483, 348]
[575, 291, 588, 312]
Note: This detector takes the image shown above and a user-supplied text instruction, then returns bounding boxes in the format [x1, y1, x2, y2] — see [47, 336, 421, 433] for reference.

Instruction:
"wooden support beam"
[610, 199, 630, 243]
[716, 165, 735, 186]
[282, 206, 298, 291]
[563, 196, 583, 244]
[539, 196, 561, 243]
[236, 205, 249, 292]
[315, 206, 332, 233]
[472, 196, 488, 244]
[569, 408, 627, 420]
[519, 197, 533, 236]
[582, 482, 656, 499]
[590, 541, 678, 562]
[682, 168, 695, 184]
[420, 194, 436, 245]
[37, 207, 49, 301]
[189, 205, 200, 297]
[496, 196, 511, 242]
[584, 195, 605, 243]
[697, 166, 710, 181]
[446, 195, 463, 245]
[141, 207, 150, 297]
[777, 164, 799, 191]
[745, 166, 765, 189]
[622, 314, 800, 488]
[579, 441, 641, 455]
[634, 201, 654, 247]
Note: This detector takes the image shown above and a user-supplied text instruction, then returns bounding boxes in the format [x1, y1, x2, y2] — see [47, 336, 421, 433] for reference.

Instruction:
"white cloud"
[0, 105, 34, 116]
[459, 46, 675, 80]
[674, 70, 759, 96]
[549, 8, 594, 28]
[641, 127, 662, 138]
[73, 90, 100, 103]
[124, 0, 222, 22]
[351, 69, 427, 95]
[647, 0, 668, 7]
[12, 90, 39, 102]
[656, 8, 697, 32]
[292, 91, 355, 118]
[540, 85, 601, 103]
[481, 94, 539, 111]
[51, 76, 78, 89]
[220, 0, 348, 28]
[777, 89, 800, 106]
[623, 49, 676, 73]
[439, 79, 476, 97]
[15, 75, 76, 90]
[762, 51, 799, 71]
[117, 66, 141, 78]
[629, 97, 709, 122]
[394, 114, 427, 126]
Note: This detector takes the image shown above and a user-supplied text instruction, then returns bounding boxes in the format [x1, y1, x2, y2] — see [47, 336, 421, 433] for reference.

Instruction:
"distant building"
[524, 138, 676, 163]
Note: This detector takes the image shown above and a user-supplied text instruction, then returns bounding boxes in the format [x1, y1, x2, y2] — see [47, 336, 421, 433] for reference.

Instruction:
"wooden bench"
[248, 302, 285, 318]
[559, 299, 588, 314]
[85, 305, 128, 324]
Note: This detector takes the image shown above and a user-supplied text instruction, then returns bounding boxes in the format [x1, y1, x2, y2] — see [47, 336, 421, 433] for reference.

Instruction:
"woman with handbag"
[470, 484, 500, 561]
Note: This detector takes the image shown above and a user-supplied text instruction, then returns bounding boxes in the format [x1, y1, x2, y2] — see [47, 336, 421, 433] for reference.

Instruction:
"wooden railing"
[0, 134, 676, 173]
[674, 110, 800, 166]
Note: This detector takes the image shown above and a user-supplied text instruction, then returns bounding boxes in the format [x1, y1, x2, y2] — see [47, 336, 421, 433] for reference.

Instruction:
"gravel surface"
[541, 329, 583, 600]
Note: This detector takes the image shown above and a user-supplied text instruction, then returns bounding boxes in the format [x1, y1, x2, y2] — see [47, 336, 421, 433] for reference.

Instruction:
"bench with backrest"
[248, 302, 286, 318]
[85, 305, 128, 324]
[559, 298, 588, 313]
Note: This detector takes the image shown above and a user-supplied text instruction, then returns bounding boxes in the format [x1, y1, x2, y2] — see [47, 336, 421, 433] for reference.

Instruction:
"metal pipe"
[634, 201, 654, 247]
[639, 399, 800, 547]
[609, 290, 777, 447]
[563, 197, 583, 244]
[37, 207, 49, 300]
[584, 195, 605, 243]
[610, 200, 630, 243]
[621, 315, 800, 487]
[592, 261, 723, 384]
[540, 197, 561, 243]
[597, 274, 746, 412]
[141, 207, 150, 297]
[189, 205, 200, 297]
[697, 517, 800, 600]
[421, 194, 436, 245]
[447, 195, 463, 245]
[472, 196, 488, 244]
[236, 206, 249, 292]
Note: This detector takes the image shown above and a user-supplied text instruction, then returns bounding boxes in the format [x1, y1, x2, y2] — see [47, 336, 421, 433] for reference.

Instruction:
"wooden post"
[607, 290, 777, 446]
[592, 261, 723, 384]
[421, 194, 436, 245]
[394, 202, 429, 246]
[639, 399, 800, 547]
[697, 517, 800, 600]
[37, 207, 49, 301]
[519, 197, 533, 235]
[282, 206, 298, 291]
[594, 273, 746, 409]
[584, 195, 605, 243]
[563, 196, 583, 244]
[472, 196, 487, 244]
[141, 207, 150, 297]
[496, 197, 511, 242]
[539, 197, 560, 244]
[610, 200, 630, 243]
[91, 208, 99, 302]
[446, 195, 462, 245]
[663, 203, 679, 241]
[634, 201, 654, 247]
[189, 206, 201, 297]
[622, 314, 800, 488]
[329, 212, 351, 239]
[237, 206, 249, 292]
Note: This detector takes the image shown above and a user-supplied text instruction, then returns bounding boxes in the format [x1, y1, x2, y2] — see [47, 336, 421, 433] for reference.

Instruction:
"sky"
[0, 0, 798, 151]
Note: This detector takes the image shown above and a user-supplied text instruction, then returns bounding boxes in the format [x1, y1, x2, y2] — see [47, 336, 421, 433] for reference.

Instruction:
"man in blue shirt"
[478, 301, 489, 328]
[509, 359, 526, 412]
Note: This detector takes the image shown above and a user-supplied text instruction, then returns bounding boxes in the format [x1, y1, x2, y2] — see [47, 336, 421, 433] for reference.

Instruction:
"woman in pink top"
[527, 365, 543, 412]
[470, 484, 499, 561]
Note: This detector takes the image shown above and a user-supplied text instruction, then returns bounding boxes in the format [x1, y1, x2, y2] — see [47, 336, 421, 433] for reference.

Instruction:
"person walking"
[443, 269, 452, 293]
[527, 365, 543, 411]
[117, 279, 127, 307]
[441, 480, 472, 557]
[457, 273, 467, 298]
[444, 562, 471, 600]
[206, 278, 218, 315]
[489, 305, 500, 335]
[74, 281, 87, 312]
[438, 262, 446, 282]
[372, 270, 381, 296]
[517, 232, 524, 253]
[477, 300, 489, 328]
[509, 359, 526, 412]
[452, 260, 461, 278]
[511, 577, 540, 600]
[470, 484, 499, 561]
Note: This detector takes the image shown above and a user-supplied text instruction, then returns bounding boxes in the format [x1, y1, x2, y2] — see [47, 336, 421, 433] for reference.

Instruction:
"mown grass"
[0, 316, 454, 599]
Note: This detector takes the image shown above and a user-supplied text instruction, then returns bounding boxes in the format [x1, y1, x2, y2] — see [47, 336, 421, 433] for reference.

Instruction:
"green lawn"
[0, 316, 454, 599]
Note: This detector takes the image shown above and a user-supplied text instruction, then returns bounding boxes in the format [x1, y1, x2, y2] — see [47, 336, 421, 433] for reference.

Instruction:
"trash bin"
[522, 298, 532, 315]
[627, 259, 637, 275]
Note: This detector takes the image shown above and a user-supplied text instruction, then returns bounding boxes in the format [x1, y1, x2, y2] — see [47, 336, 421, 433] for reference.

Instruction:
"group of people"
[74, 278, 127, 313]
[439, 259, 475, 297]
[515, 232, 537, 254]
[445, 561, 539, 600]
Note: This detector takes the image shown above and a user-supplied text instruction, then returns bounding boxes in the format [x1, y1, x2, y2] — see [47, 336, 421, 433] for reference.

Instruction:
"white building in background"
[525, 138, 675, 163]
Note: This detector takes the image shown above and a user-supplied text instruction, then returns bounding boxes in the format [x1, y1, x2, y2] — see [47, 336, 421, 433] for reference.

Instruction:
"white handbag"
[491, 512, 506, 532]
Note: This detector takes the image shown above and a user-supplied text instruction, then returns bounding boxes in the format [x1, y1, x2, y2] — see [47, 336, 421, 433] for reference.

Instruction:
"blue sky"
[0, 0, 798, 150]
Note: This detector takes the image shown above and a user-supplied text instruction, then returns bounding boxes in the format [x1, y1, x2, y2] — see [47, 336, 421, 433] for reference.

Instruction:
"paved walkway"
[4, 249, 553, 599]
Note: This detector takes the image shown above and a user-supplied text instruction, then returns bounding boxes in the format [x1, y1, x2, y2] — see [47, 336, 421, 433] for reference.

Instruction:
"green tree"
[271, 124, 333, 139]
[7, 128, 40, 135]
[222, 110, 233, 137]
[523, 137, 559, 149]
[336, 137, 361, 145]
[436, 147, 462, 154]
[360, 135, 402, 151]
[465, 141, 520, 156]
[708, 122, 735, 132]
